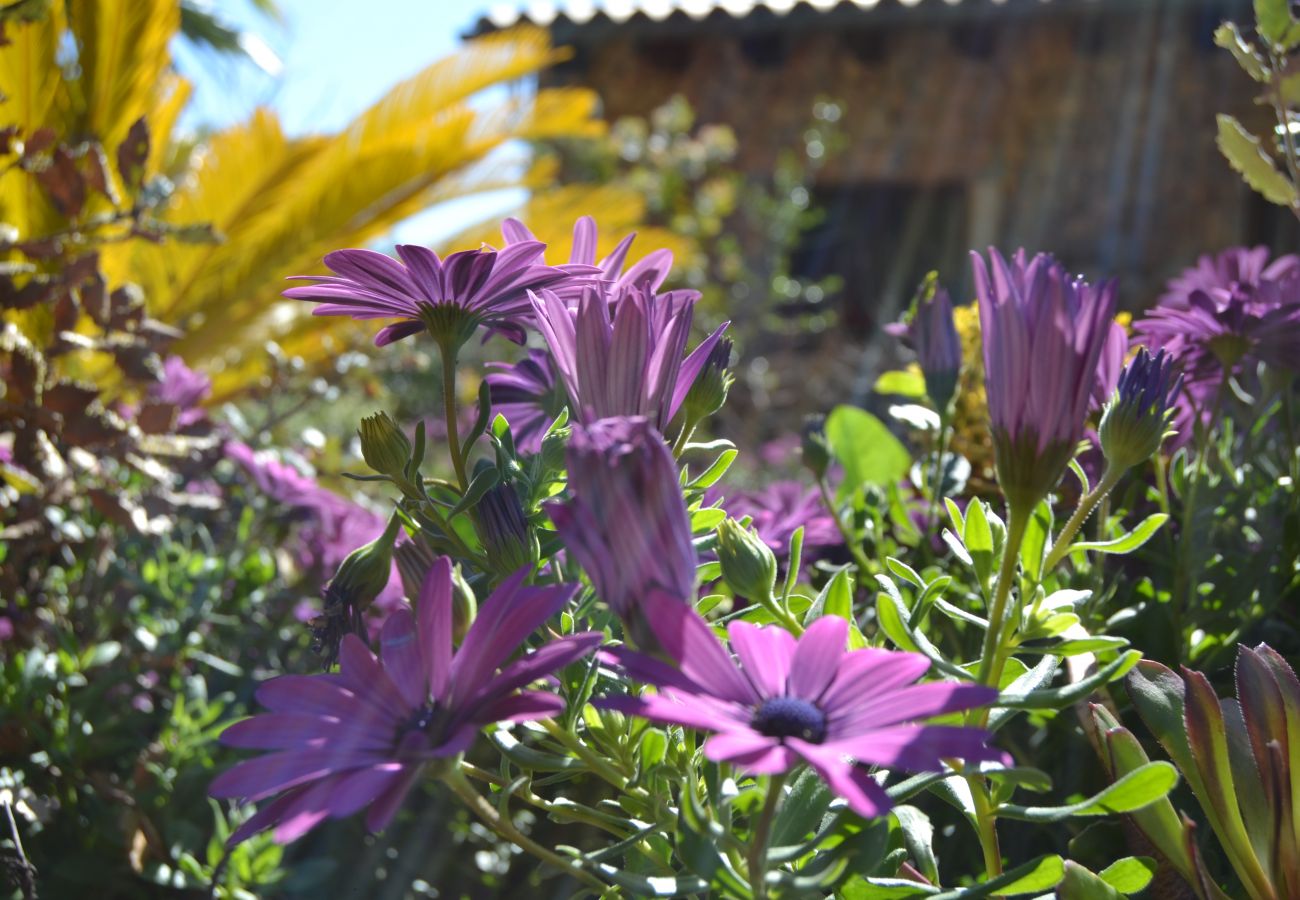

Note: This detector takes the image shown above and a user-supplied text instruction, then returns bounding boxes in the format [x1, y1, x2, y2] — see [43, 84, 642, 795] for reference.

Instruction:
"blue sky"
[175, 0, 524, 242]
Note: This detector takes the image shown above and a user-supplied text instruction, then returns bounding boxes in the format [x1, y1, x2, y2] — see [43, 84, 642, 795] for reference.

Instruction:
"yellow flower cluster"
[949, 304, 997, 494]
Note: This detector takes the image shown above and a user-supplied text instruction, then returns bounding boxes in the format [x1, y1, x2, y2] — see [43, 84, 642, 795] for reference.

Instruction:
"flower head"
[601, 599, 1007, 819]
[1158, 245, 1300, 310]
[708, 481, 841, 565]
[210, 559, 598, 845]
[150, 356, 212, 427]
[548, 417, 696, 642]
[970, 248, 1118, 510]
[284, 242, 595, 348]
[476, 482, 537, 574]
[502, 215, 674, 300]
[1099, 348, 1183, 469]
[888, 283, 962, 411]
[531, 284, 729, 431]
[484, 350, 568, 454]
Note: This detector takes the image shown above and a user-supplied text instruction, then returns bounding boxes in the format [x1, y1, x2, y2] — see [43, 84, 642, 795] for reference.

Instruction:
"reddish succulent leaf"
[83, 142, 119, 205]
[43, 381, 100, 416]
[21, 127, 56, 159]
[1127, 661, 1200, 780]
[36, 146, 87, 217]
[136, 402, 178, 435]
[1221, 697, 1275, 870]
[1251, 645, 1300, 874]
[116, 118, 150, 191]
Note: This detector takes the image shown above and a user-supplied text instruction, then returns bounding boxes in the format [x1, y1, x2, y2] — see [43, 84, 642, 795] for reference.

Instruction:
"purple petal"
[791, 739, 893, 820]
[824, 725, 1010, 771]
[599, 690, 751, 733]
[418, 557, 454, 700]
[227, 788, 305, 847]
[210, 747, 385, 802]
[255, 675, 361, 717]
[381, 609, 427, 708]
[830, 682, 998, 733]
[571, 216, 598, 266]
[728, 622, 795, 699]
[335, 635, 411, 720]
[598, 645, 706, 694]
[818, 650, 930, 713]
[668, 321, 730, 423]
[478, 690, 567, 724]
[375, 320, 426, 346]
[788, 616, 848, 700]
[363, 765, 423, 833]
[643, 591, 758, 705]
[703, 730, 798, 774]
[468, 632, 602, 708]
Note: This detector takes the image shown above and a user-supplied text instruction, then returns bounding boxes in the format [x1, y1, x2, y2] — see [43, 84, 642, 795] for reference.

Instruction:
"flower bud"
[449, 564, 477, 644]
[716, 517, 778, 601]
[801, 414, 831, 480]
[681, 338, 734, 421]
[358, 412, 412, 481]
[330, 513, 401, 609]
[477, 482, 538, 574]
[1099, 348, 1182, 470]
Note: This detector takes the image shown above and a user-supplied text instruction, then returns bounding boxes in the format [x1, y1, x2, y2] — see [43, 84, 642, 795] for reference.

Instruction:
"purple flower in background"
[707, 481, 841, 563]
[971, 248, 1118, 509]
[548, 418, 697, 640]
[887, 285, 962, 410]
[211, 558, 598, 846]
[503, 215, 674, 300]
[485, 350, 567, 454]
[150, 356, 212, 427]
[531, 284, 728, 431]
[601, 599, 1007, 818]
[284, 242, 596, 348]
[1158, 245, 1300, 310]
[1089, 321, 1128, 412]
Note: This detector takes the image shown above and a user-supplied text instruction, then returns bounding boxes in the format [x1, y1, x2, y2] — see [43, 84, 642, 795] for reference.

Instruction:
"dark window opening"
[636, 37, 696, 72]
[950, 22, 998, 59]
[840, 29, 887, 66]
[740, 32, 789, 69]
[789, 182, 971, 339]
[1244, 188, 1300, 256]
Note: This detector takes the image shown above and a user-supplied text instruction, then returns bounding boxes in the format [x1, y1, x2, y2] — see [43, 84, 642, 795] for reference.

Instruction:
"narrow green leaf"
[931, 854, 1064, 898]
[893, 805, 938, 884]
[1097, 856, 1157, 893]
[807, 566, 854, 623]
[687, 449, 737, 490]
[1020, 499, 1053, 583]
[1217, 114, 1298, 206]
[1057, 861, 1124, 899]
[771, 768, 832, 847]
[997, 762, 1178, 821]
[963, 499, 995, 585]
[1214, 23, 1268, 80]
[1069, 513, 1168, 555]
[447, 466, 499, 518]
[1256, 0, 1295, 44]
[995, 652, 1140, 713]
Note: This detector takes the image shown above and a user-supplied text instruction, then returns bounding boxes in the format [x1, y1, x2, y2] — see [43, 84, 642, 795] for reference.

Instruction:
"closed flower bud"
[477, 482, 538, 574]
[358, 412, 412, 481]
[716, 518, 778, 601]
[330, 513, 402, 610]
[449, 564, 478, 644]
[537, 424, 570, 478]
[681, 338, 734, 421]
[801, 414, 831, 480]
[889, 278, 962, 413]
[1099, 348, 1182, 470]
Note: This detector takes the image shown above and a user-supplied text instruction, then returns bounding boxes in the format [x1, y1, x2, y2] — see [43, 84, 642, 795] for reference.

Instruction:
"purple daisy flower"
[210, 558, 599, 845]
[971, 248, 1118, 510]
[548, 417, 697, 641]
[484, 350, 568, 454]
[531, 284, 729, 431]
[283, 241, 596, 348]
[886, 285, 962, 411]
[1158, 245, 1300, 310]
[1089, 321, 1129, 413]
[149, 356, 212, 427]
[502, 215, 674, 300]
[706, 481, 841, 564]
[601, 598, 1007, 819]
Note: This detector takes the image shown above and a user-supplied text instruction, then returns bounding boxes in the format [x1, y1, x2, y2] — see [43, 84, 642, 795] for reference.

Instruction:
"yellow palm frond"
[69, 0, 179, 153]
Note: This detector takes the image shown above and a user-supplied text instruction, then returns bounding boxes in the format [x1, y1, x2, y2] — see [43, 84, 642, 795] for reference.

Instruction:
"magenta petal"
[336, 635, 411, 720]
[598, 645, 705, 694]
[220, 713, 348, 750]
[788, 615, 848, 700]
[818, 650, 930, 713]
[599, 690, 751, 733]
[468, 632, 601, 708]
[210, 747, 383, 802]
[831, 682, 998, 732]
[478, 690, 567, 724]
[363, 765, 423, 833]
[791, 739, 893, 820]
[824, 725, 1010, 771]
[728, 622, 795, 699]
[227, 788, 304, 847]
[417, 557, 454, 700]
[375, 320, 426, 346]
[642, 591, 757, 705]
[703, 731, 797, 774]
[255, 675, 361, 717]
[380, 609, 427, 709]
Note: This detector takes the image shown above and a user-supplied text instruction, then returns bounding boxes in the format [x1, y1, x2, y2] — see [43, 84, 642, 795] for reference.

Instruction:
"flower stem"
[924, 414, 951, 541]
[445, 768, 608, 893]
[438, 339, 469, 492]
[817, 477, 875, 577]
[1042, 463, 1123, 573]
[967, 776, 1003, 883]
[747, 773, 786, 900]
[975, 504, 1030, 691]
[539, 718, 634, 792]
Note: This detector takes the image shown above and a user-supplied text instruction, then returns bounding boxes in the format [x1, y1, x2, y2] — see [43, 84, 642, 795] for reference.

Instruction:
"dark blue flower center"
[751, 697, 828, 744]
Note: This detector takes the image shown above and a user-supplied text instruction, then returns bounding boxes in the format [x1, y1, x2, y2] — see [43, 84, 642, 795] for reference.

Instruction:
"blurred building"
[472, 0, 1287, 418]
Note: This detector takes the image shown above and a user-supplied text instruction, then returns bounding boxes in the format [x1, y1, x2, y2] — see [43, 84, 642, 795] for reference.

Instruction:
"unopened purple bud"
[477, 482, 538, 574]
[1099, 348, 1182, 469]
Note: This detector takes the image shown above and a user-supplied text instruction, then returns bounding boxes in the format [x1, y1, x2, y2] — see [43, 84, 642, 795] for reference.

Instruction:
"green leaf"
[806, 566, 854, 624]
[930, 854, 1064, 898]
[892, 805, 937, 884]
[1214, 23, 1268, 80]
[1057, 861, 1124, 899]
[995, 651, 1140, 714]
[1041, 634, 1130, 657]
[1068, 513, 1168, 555]
[825, 405, 912, 499]
[874, 369, 928, 398]
[997, 761, 1178, 821]
[1020, 499, 1053, 583]
[963, 499, 995, 586]
[687, 449, 737, 490]
[447, 466, 499, 518]
[1217, 114, 1298, 207]
[1256, 0, 1297, 44]
[771, 768, 832, 847]
[1097, 857, 1156, 893]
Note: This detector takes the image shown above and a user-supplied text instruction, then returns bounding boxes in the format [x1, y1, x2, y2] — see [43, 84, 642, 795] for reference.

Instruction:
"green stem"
[539, 718, 635, 792]
[445, 768, 608, 893]
[817, 477, 875, 577]
[438, 340, 469, 492]
[974, 505, 1030, 690]
[1172, 376, 1227, 654]
[968, 776, 1004, 883]
[1042, 464, 1124, 573]
[671, 415, 699, 458]
[747, 773, 786, 900]
[925, 414, 951, 541]
[460, 762, 632, 837]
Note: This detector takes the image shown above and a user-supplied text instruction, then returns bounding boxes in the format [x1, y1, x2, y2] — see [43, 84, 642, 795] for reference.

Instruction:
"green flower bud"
[1098, 348, 1182, 471]
[716, 517, 778, 601]
[682, 338, 734, 421]
[449, 564, 477, 644]
[330, 513, 401, 610]
[358, 411, 412, 481]
[477, 482, 539, 574]
[801, 414, 831, 480]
